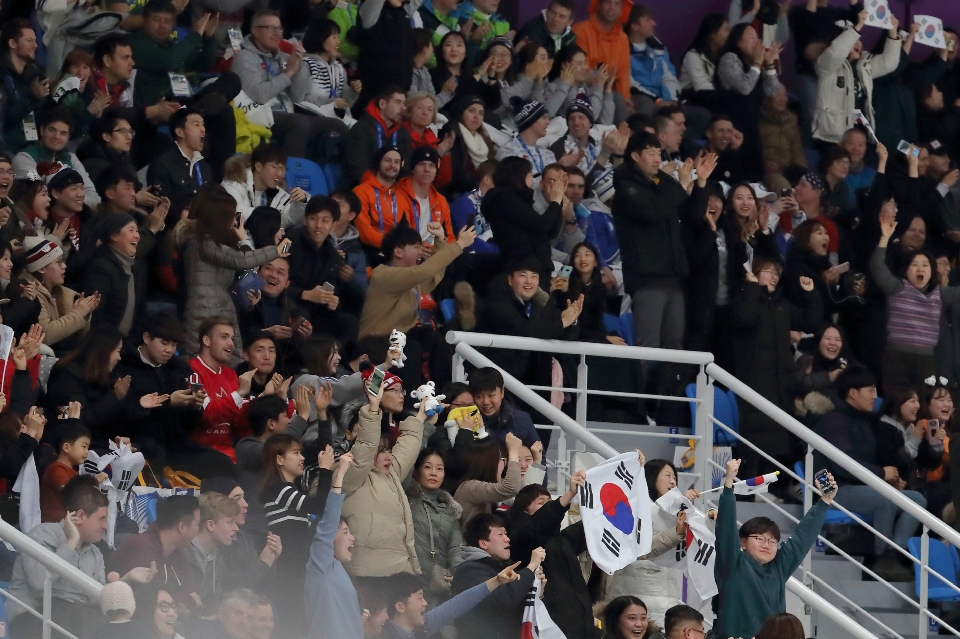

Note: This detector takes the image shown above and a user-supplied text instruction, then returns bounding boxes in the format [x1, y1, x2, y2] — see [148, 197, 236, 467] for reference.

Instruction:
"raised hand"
[696, 152, 719, 185]
[724, 458, 741, 488]
[497, 561, 522, 583]
[238, 369, 257, 398]
[799, 276, 814, 292]
[318, 444, 335, 470]
[561, 294, 584, 328]
[114, 375, 132, 400]
[636, 449, 646, 466]
[139, 393, 170, 409]
[675, 510, 688, 536]
[314, 380, 333, 416]
[528, 547, 546, 571]
[63, 511, 82, 549]
[456, 226, 477, 249]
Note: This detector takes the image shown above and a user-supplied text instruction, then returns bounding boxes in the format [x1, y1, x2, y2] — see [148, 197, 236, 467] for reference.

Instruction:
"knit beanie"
[410, 146, 440, 168]
[370, 145, 403, 172]
[512, 97, 547, 133]
[802, 172, 826, 192]
[200, 476, 240, 496]
[566, 94, 595, 125]
[100, 580, 136, 616]
[41, 162, 84, 194]
[361, 366, 403, 391]
[98, 212, 137, 244]
[23, 237, 64, 273]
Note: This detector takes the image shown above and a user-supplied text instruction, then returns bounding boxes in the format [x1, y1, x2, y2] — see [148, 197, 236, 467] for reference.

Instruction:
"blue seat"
[323, 163, 345, 192]
[0, 580, 9, 638]
[908, 537, 960, 602]
[603, 313, 621, 336]
[619, 312, 634, 346]
[873, 396, 884, 412]
[684, 384, 738, 446]
[286, 157, 329, 196]
[804, 148, 821, 172]
[794, 462, 873, 525]
[440, 298, 455, 322]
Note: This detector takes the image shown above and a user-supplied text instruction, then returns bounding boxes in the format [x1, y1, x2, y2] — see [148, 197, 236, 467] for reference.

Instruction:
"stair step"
[813, 580, 917, 609]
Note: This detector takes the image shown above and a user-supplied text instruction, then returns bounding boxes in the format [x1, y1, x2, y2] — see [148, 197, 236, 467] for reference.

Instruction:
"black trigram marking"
[678, 503, 688, 512]
[601, 529, 621, 557]
[693, 539, 715, 566]
[119, 470, 132, 489]
[579, 482, 594, 509]
[615, 462, 634, 490]
[635, 517, 643, 543]
[675, 541, 686, 562]
[83, 460, 99, 475]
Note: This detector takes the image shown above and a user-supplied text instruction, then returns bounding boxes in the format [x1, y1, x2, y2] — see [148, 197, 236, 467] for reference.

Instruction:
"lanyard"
[193, 162, 203, 186]
[411, 198, 421, 230]
[373, 187, 398, 232]
[376, 123, 398, 150]
[261, 54, 281, 77]
[518, 138, 544, 175]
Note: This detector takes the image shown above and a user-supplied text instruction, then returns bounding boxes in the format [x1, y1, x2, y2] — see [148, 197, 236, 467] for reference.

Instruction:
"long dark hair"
[718, 23, 755, 73]
[549, 44, 586, 81]
[412, 447, 446, 485]
[53, 325, 123, 387]
[437, 31, 468, 71]
[492, 156, 533, 192]
[686, 12, 727, 58]
[567, 242, 603, 300]
[189, 184, 239, 246]
[883, 387, 920, 425]
[458, 440, 505, 487]
[644, 459, 678, 501]
[301, 335, 341, 376]
[257, 433, 300, 498]
[602, 596, 650, 639]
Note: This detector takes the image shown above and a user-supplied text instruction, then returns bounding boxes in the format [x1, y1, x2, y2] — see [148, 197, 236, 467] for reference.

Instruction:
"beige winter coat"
[342, 405, 423, 577]
[21, 271, 88, 347]
[454, 460, 521, 530]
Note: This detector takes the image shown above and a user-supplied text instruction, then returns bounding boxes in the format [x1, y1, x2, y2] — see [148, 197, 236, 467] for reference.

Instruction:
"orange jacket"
[572, 14, 632, 100]
[395, 176, 455, 243]
[353, 171, 413, 249]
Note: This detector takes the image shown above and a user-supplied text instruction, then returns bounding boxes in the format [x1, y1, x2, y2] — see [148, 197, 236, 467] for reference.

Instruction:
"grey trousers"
[632, 279, 685, 350]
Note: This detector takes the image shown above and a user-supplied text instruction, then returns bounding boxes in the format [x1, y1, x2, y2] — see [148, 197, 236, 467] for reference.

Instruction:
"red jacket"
[188, 356, 249, 461]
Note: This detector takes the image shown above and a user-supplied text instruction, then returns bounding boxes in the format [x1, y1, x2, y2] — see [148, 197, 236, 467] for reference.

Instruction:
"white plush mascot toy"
[411, 382, 446, 418]
[389, 329, 407, 368]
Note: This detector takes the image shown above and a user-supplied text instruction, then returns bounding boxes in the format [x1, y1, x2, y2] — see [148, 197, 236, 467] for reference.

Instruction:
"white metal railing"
[0, 517, 102, 639]
[447, 331, 960, 639]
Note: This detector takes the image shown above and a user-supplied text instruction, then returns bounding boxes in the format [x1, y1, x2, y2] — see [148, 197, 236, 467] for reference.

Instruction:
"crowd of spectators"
[0, 0, 956, 635]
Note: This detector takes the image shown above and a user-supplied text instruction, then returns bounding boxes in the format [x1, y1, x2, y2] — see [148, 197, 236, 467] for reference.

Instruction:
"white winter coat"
[812, 26, 901, 144]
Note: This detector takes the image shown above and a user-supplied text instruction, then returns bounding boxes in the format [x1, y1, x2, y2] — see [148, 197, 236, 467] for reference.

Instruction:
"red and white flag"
[521, 579, 567, 639]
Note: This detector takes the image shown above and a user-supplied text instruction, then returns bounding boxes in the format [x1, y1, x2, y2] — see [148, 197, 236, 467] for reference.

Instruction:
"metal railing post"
[42, 572, 52, 639]
[576, 354, 588, 428]
[802, 445, 814, 592]
[452, 353, 465, 383]
[921, 526, 930, 639]
[692, 366, 713, 495]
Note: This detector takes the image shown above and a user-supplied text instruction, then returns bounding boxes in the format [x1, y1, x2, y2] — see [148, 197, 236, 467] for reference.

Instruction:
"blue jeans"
[835, 485, 926, 554]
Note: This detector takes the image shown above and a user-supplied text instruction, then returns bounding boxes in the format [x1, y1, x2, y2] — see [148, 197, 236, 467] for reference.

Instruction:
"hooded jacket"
[405, 483, 466, 579]
[451, 546, 536, 639]
[395, 176, 455, 242]
[345, 102, 414, 186]
[231, 35, 311, 108]
[185, 539, 225, 617]
[333, 225, 369, 294]
[572, 13, 632, 99]
[341, 405, 423, 577]
[353, 171, 414, 249]
[812, 26, 901, 144]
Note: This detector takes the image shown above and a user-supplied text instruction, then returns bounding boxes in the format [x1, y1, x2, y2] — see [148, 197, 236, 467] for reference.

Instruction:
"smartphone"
[897, 140, 920, 157]
[280, 241, 290, 255]
[190, 383, 203, 393]
[781, 188, 792, 198]
[367, 367, 386, 396]
[321, 281, 335, 292]
[289, 316, 305, 334]
[814, 468, 835, 494]
[58, 406, 69, 420]
[928, 418, 941, 437]
[559, 265, 573, 279]
[835, 262, 851, 274]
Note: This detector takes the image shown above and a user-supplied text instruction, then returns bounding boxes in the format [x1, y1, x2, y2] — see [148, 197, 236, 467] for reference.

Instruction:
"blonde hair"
[199, 492, 241, 524]
[405, 92, 438, 124]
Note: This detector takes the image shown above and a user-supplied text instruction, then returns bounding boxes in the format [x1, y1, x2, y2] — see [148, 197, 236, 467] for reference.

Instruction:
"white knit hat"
[100, 580, 136, 615]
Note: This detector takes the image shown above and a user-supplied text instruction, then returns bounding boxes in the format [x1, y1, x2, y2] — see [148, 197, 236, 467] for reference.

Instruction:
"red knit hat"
[361, 366, 403, 391]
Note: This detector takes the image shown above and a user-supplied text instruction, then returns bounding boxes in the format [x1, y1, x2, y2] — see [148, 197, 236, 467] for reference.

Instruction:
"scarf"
[458, 122, 489, 167]
[111, 246, 136, 336]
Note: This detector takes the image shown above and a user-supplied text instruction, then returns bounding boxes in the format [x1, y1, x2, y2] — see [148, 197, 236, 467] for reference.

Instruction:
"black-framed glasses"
[112, 128, 135, 137]
[156, 602, 175, 613]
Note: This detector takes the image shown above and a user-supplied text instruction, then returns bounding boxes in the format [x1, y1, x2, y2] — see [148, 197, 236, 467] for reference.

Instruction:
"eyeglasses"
[156, 602, 176, 613]
[255, 24, 283, 32]
[112, 128, 135, 137]
[748, 535, 780, 547]
[385, 386, 404, 395]
[759, 268, 780, 279]
[0, 169, 13, 177]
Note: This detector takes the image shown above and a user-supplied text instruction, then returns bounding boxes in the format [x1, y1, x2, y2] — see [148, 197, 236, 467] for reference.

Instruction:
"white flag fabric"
[915, 15, 946, 48]
[733, 471, 779, 495]
[79, 442, 145, 547]
[864, 0, 893, 28]
[521, 576, 568, 639]
[13, 453, 40, 533]
[579, 452, 652, 574]
[652, 488, 719, 600]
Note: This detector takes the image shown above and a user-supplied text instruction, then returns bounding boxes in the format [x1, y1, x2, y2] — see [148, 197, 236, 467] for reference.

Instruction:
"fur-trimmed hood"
[796, 391, 836, 418]
[405, 483, 463, 519]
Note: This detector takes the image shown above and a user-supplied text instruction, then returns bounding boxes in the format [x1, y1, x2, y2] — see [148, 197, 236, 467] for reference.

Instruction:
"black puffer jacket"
[481, 185, 561, 282]
[611, 163, 692, 294]
[82, 244, 147, 336]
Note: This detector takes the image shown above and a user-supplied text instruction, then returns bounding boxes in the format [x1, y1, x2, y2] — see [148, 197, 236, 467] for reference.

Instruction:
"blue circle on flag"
[600, 483, 634, 535]
[876, 5, 885, 18]
[926, 24, 937, 38]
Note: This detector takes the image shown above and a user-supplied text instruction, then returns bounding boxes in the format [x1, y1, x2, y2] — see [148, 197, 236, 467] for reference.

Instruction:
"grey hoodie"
[231, 35, 312, 107]
[186, 538, 225, 616]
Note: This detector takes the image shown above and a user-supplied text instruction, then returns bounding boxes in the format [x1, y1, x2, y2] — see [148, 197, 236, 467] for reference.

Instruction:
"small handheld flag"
[734, 471, 780, 495]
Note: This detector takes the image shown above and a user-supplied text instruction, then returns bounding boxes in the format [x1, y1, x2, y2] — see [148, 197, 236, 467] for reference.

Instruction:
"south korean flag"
[915, 15, 947, 49]
[651, 488, 719, 601]
[579, 452, 652, 574]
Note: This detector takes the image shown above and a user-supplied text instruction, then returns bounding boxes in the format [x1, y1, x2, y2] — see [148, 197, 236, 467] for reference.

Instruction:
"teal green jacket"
[715, 486, 829, 638]
[130, 29, 218, 106]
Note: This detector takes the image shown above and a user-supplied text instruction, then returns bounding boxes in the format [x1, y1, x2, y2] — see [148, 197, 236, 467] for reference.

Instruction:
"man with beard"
[353, 146, 412, 252]
[703, 114, 744, 184]
[0, 20, 49, 153]
[147, 108, 213, 202]
[0, 154, 14, 230]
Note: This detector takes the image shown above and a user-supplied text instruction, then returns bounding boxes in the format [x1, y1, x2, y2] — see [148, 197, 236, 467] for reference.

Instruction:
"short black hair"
[247, 395, 289, 437]
[62, 475, 109, 513]
[142, 310, 184, 343]
[251, 143, 286, 171]
[1, 20, 32, 50]
[95, 164, 139, 200]
[383, 572, 427, 618]
[305, 195, 341, 221]
[169, 108, 202, 141]
[375, 85, 407, 106]
[625, 131, 661, 158]
[468, 367, 504, 395]
[411, 28, 433, 58]
[382, 221, 422, 261]
[708, 113, 734, 127]
[493, 156, 533, 190]
[93, 32, 132, 68]
[835, 364, 877, 402]
[39, 105, 74, 132]
[663, 605, 704, 636]
[303, 17, 341, 54]
[246, 207, 282, 249]
[351, 335, 390, 364]
[331, 189, 361, 216]
[463, 512, 506, 547]
[245, 331, 276, 351]
[511, 484, 551, 515]
[548, 0, 575, 11]
[738, 516, 781, 541]
[93, 109, 132, 143]
[142, 0, 178, 19]
[55, 422, 92, 453]
[155, 494, 200, 531]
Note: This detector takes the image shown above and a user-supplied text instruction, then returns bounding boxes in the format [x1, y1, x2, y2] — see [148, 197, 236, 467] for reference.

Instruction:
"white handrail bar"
[446, 331, 715, 365]
[707, 363, 960, 549]
[453, 342, 618, 457]
[785, 577, 880, 639]
[0, 518, 102, 600]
